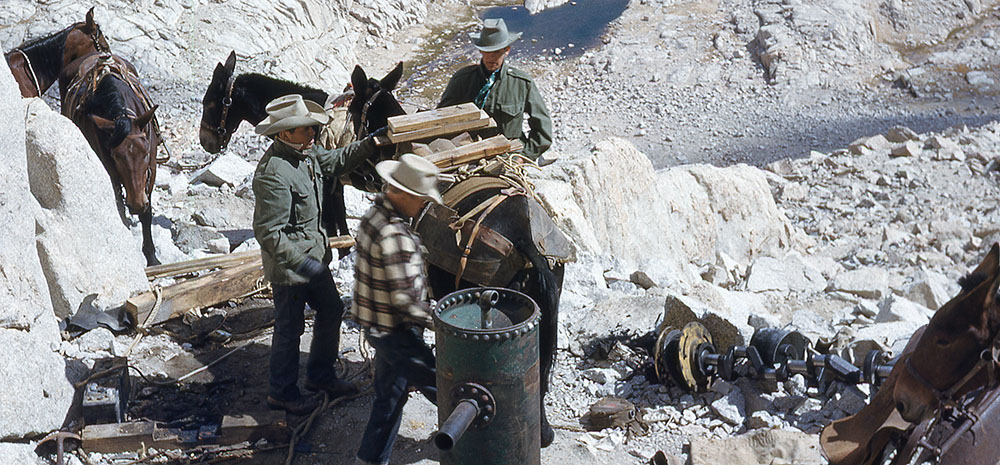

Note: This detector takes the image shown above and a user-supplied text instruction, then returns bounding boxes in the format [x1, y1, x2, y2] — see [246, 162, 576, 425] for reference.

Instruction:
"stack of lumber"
[128, 236, 355, 325]
[375, 103, 495, 146]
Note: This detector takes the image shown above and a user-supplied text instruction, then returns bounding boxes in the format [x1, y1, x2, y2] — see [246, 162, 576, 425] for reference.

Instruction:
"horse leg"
[324, 178, 351, 259]
[139, 204, 159, 266]
[515, 239, 562, 448]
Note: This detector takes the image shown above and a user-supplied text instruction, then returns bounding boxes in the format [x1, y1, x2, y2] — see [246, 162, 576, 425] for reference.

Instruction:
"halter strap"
[358, 88, 383, 138]
[11, 49, 42, 97]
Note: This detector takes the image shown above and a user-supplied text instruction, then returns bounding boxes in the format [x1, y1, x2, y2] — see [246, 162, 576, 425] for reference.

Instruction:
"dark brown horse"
[822, 244, 1000, 464]
[894, 243, 1000, 423]
[60, 52, 161, 265]
[349, 64, 565, 448]
[199, 51, 354, 255]
[4, 7, 109, 98]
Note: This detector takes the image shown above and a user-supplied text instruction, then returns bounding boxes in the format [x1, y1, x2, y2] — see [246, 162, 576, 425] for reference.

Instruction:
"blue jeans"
[356, 326, 437, 465]
[268, 269, 344, 401]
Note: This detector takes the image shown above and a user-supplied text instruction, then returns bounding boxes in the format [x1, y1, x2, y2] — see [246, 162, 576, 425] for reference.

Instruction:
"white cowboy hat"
[470, 18, 522, 52]
[375, 153, 443, 204]
[255, 94, 330, 136]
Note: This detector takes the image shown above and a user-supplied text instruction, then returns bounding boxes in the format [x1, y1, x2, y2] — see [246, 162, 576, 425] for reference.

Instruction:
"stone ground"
[12, 0, 1000, 463]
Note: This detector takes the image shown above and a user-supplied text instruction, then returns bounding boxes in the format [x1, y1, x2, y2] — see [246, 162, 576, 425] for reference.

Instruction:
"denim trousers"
[268, 269, 344, 401]
[356, 326, 437, 465]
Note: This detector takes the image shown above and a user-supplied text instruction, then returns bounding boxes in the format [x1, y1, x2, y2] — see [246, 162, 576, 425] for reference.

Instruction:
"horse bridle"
[357, 87, 383, 138]
[201, 72, 237, 148]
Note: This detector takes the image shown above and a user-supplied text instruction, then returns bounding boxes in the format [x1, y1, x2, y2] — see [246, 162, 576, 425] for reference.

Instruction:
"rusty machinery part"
[678, 322, 716, 393]
[653, 328, 685, 388]
[654, 322, 896, 394]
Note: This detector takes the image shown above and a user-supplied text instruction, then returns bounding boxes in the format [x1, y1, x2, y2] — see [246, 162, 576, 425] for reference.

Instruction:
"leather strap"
[455, 193, 507, 288]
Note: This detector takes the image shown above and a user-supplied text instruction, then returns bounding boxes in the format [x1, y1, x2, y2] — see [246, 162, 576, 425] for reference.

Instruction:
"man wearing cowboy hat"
[439, 18, 556, 166]
[352, 154, 441, 465]
[252, 94, 380, 415]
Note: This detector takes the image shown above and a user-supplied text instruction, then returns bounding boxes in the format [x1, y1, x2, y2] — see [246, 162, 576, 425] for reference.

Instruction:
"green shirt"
[439, 62, 552, 160]
[252, 137, 375, 286]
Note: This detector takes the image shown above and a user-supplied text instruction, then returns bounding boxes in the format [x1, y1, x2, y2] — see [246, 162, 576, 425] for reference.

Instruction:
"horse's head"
[91, 105, 159, 214]
[345, 62, 405, 192]
[64, 8, 110, 66]
[200, 51, 239, 153]
[894, 243, 1000, 423]
[348, 62, 405, 139]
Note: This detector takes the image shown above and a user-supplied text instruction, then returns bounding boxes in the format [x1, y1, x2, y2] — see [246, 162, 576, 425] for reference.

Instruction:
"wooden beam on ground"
[380, 111, 495, 145]
[128, 259, 266, 326]
[387, 102, 480, 133]
[424, 135, 512, 169]
[145, 236, 356, 280]
[81, 412, 289, 453]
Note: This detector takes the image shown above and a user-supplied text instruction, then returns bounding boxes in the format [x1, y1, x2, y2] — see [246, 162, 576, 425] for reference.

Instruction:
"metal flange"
[679, 322, 716, 393]
[653, 327, 685, 387]
[450, 383, 497, 428]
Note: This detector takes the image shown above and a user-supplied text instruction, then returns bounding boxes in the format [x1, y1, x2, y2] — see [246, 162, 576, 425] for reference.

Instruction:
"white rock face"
[0, 72, 75, 440]
[0, 442, 45, 464]
[0, 0, 427, 92]
[25, 99, 149, 319]
[536, 138, 791, 285]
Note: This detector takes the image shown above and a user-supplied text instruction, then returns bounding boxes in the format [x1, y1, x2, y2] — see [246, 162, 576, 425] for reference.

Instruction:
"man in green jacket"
[252, 94, 379, 415]
[439, 18, 555, 165]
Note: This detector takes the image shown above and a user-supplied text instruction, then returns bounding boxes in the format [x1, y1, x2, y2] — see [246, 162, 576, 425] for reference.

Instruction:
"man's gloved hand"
[366, 126, 388, 142]
[296, 257, 326, 279]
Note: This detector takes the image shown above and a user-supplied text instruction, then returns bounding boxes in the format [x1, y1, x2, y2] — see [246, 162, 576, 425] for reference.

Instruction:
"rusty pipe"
[435, 399, 480, 450]
[478, 290, 499, 329]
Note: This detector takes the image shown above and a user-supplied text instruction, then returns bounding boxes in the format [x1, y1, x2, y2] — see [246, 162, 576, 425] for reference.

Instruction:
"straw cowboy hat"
[375, 154, 443, 204]
[470, 18, 522, 52]
[255, 94, 330, 136]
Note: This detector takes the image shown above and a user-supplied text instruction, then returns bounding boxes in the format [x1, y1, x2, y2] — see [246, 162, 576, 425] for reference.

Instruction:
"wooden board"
[424, 135, 512, 169]
[381, 112, 495, 145]
[146, 236, 355, 280]
[387, 103, 480, 133]
[128, 259, 266, 326]
[82, 412, 288, 453]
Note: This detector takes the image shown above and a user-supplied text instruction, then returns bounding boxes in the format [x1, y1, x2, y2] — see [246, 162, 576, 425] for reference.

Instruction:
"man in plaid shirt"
[353, 154, 442, 465]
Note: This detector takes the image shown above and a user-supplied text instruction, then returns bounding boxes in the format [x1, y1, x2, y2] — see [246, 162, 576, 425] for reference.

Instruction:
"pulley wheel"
[653, 327, 685, 387]
[679, 322, 715, 392]
[749, 328, 809, 367]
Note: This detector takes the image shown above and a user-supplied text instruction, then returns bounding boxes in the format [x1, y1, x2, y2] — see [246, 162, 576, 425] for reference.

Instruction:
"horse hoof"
[540, 423, 554, 448]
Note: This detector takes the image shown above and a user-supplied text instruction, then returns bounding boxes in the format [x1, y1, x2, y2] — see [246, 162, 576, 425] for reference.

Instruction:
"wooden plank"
[384, 111, 495, 145]
[146, 236, 356, 280]
[424, 135, 512, 169]
[82, 412, 288, 453]
[128, 259, 266, 325]
[387, 103, 480, 133]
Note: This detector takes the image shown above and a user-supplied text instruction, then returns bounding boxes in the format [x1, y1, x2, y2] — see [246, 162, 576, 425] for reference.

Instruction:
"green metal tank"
[433, 287, 541, 465]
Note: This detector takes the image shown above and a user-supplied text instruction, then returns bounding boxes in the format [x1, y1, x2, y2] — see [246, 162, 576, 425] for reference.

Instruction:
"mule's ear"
[90, 114, 114, 130]
[224, 51, 237, 74]
[86, 7, 95, 28]
[351, 65, 368, 95]
[971, 243, 1000, 278]
[380, 62, 403, 91]
[134, 105, 158, 129]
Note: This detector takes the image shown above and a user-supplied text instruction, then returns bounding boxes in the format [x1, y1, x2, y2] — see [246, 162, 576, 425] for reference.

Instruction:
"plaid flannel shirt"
[352, 195, 433, 332]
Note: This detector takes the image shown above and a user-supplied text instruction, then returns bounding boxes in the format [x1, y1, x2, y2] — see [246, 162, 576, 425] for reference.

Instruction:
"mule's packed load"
[376, 103, 524, 171]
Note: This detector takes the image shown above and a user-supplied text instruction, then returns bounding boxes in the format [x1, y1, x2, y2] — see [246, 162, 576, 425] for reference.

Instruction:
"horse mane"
[959, 272, 990, 293]
[86, 75, 132, 148]
[8, 23, 77, 83]
[234, 73, 329, 122]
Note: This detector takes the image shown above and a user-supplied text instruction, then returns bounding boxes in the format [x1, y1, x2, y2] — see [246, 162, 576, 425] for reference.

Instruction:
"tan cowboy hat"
[255, 94, 330, 136]
[470, 18, 522, 52]
[376, 154, 443, 204]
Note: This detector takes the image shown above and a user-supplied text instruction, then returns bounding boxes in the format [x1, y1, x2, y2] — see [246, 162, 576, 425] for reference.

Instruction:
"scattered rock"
[829, 268, 890, 299]
[191, 154, 255, 187]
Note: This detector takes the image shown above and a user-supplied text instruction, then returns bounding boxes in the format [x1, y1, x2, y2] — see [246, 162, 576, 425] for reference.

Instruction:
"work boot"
[266, 395, 320, 416]
[305, 378, 359, 400]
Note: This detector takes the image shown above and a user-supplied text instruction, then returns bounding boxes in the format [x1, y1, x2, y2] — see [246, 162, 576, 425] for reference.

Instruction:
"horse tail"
[109, 116, 131, 148]
[517, 235, 560, 393]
